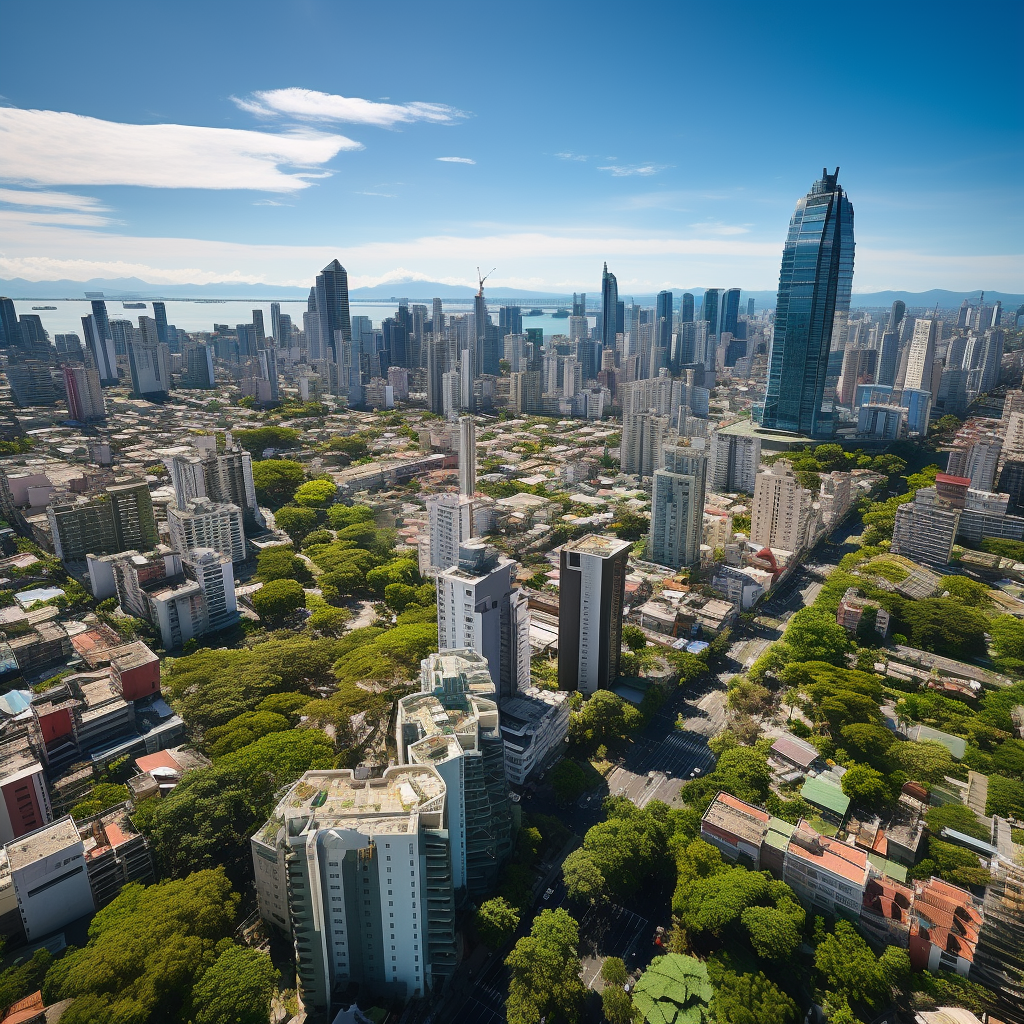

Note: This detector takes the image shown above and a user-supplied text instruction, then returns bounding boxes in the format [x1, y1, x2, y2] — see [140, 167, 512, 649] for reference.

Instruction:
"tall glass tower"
[761, 168, 855, 437]
[600, 263, 618, 350]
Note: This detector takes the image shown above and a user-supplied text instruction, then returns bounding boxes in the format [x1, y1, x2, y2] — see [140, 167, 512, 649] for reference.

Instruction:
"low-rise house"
[836, 587, 891, 638]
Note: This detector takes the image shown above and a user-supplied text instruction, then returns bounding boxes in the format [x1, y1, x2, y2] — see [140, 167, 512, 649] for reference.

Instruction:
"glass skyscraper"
[600, 263, 618, 350]
[761, 168, 854, 437]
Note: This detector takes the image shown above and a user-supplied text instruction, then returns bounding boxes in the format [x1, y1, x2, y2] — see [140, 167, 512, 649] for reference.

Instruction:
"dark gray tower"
[681, 293, 694, 324]
[761, 168, 855, 437]
[600, 263, 618, 351]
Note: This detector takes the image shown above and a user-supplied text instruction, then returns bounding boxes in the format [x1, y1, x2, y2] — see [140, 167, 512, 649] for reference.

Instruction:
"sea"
[10, 298, 594, 339]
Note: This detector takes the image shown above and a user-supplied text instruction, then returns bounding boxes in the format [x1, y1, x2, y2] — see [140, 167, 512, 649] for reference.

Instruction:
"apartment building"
[167, 496, 246, 564]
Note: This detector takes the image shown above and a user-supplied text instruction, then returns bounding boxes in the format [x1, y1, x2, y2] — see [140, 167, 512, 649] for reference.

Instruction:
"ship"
[31, 306, 57, 310]
[122, 302, 147, 309]
[523, 308, 544, 317]
[552, 308, 569, 318]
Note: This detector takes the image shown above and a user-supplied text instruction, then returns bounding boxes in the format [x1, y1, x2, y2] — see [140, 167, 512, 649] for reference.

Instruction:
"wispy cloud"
[0, 108, 360, 192]
[0, 187, 109, 213]
[689, 221, 752, 236]
[355, 191, 397, 198]
[252, 199, 291, 206]
[598, 163, 668, 177]
[233, 88, 467, 128]
[436, 156, 475, 165]
[555, 152, 589, 162]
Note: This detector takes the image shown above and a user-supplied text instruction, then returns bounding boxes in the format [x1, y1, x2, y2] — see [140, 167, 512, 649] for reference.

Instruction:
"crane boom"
[477, 267, 496, 296]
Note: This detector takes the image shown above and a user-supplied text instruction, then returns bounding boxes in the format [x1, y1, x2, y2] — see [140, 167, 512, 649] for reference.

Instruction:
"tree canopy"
[505, 909, 586, 1024]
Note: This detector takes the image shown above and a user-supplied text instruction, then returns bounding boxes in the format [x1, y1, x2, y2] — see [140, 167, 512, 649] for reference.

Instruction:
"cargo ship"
[31, 306, 57, 310]
[122, 302, 147, 309]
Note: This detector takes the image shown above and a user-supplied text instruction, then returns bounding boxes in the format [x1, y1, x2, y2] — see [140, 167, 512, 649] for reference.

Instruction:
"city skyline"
[0, 0, 1021, 294]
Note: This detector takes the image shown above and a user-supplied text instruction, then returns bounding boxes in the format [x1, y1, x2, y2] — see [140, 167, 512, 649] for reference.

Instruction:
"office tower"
[572, 293, 586, 317]
[876, 330, 899, 387]
[270, 302, 282, 344]
[903, 318, 939, 392]
[55, 333, 83, 361]
[61, 364, 105, 421]
[442, 370, 461, 417]
[183, 342, 216, 389]
[557, 535, 630, 695]
[681, 293, 695, 324]
[277, 313, 292, 348]
[990, 301, 1003, 328]
[168, 497, 246, 563]
[891, 488, 960, 567]
[425, 493, 473, 573]
[761, 168, 855, 437]
[656, 290, 673, 346]
[397, 651, 513, 896]
[81, 313, 118, 385]
[746, 297, 755, 318]
[0, 297, 19, 348]
[316, 260, 352, 389]
[426, 335, 445, 414]
[498, 306, 522, 336]
[898, 388, 932, 435]
[650, 440, 708, 569]
[956, 299, 971, 329]
[108, 318, 134, 357]
[837, 347, 877, 407]
[252, 766, 456, 1008]
[966, 328, 1005, 394]
[963, 440, 1002, 492]
[17, 314, 47, 348]
[250, 309, 265, 347]
[720, 288, 741, 337]
[600, 263, 618, 351]
[90, 299, 111, 347]
[127, 340, 171, 400]
[436, 539, 526, 697]
[258, 347, 280, 402]
[304, 286, 322, 361]
[709, 429, 761, 493]
[701, 288, 722, 337]
[432, 297, 444, 335]
[152, 302, 168, 344]
[5, 362, 59, 407]
[459, 346, 476, 413]
[751, 460, 814, 553]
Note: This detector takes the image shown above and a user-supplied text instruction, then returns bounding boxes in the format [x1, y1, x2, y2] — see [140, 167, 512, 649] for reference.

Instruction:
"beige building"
[750, 460, 814, 554]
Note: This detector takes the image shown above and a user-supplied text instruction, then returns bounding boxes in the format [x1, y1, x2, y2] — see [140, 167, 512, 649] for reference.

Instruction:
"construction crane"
[477, 267, 496, 297]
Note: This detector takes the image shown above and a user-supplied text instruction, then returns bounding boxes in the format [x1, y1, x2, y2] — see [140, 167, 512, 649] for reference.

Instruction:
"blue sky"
[0, 0, 1021, 294]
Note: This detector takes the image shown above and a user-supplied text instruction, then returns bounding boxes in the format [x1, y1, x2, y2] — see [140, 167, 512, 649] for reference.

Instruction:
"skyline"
[0, 0, 1021, 294]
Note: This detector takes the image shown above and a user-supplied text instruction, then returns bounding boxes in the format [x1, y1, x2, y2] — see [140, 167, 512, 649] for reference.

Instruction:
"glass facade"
[761, 168, 855, 437]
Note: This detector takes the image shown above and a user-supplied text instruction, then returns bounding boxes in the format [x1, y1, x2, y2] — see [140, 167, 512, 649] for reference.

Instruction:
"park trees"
[475, 897, 520, 951]
[251, 459, 304, 507]
[252, 578, 305, 623]
[569, 689, 643, 750]
[505, 909, 586, 1024]
[633, 954, 712, 1024]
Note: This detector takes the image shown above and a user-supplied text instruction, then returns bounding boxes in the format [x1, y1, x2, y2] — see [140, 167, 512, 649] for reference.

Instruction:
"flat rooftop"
[564, 534, 631, 558]
[7, 816, 81, 870]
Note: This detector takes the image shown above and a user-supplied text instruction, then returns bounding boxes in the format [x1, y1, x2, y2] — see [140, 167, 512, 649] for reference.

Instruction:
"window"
[389, 901, 393, 906]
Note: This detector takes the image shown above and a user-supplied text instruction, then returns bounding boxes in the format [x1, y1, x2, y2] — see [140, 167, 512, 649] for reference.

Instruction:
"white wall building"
[499, 686, 570, 785]
[168, 497, 246, 564]
[751, 460, 814, 554]
[709, 430, 761, 493]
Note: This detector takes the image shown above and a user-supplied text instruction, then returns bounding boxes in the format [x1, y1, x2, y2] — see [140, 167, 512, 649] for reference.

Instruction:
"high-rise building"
[761, 168, 855, 437]
[650, 440, 708, 569]
[127, 340, 171, 400]
[424, 493, 473, 574]
[5, 361, 59, 407]
[903, 318, 939, 393]
[435, 540, 529, 697]
[169, 447, 264, 531]
[746, 297, 755, 318]
[681, 293, 695, 324]
[620, 410, 669, 478]
[269, 302, 282, 344]
[720, 288, 741, 337]
[751, 460, 814, 553]
[168, 497, 246, 563]
[709, 429, 761, 493]
[152, 302, 168, 345]
[656, 290, 673, 350]
[81, 312, 118, 385]
[498, 306, 522, 336]
[61, 364, 105, 421]
[572, 293, 587, 317]
[970, 862, 1024, 1024]
[459, 416, 476, 497]
[702, 289, 722, 336]
[316, 260, 352, 392]
[558, 535, 630, 694]
[0, 298, 19, 348]
[397, 650, 513, 896]
[891, 488, 960, 567]
[54, 333, 83, 361]
[47, 481, 157, 563]
[182, 342, 216, 389]
[600, 263, 618, 351]
[251, 766, 456, 1008]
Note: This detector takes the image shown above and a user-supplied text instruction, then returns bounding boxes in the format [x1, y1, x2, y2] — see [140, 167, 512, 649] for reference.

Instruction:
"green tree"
[255, 545, 310, 584]
[611, 509, 649, 542]
[506, 909, 586, 1024]
[710, 969, 799, 1024]
[191, 945, 278, 1024]
[784, 607, 850, 665]
[252, 579, 305, 623]
[233, 426, 300, 454]
[251, 459, 304, 507]
[70, 782, 131, 820]
[925, 803, 989, 841]
[622, 624, 648, 652]
[602, 986, 636, 1024]
[562, 848, 607, 906]
[841, 764, 895, 811]
[601, 957, 628, 987]
[569, 689, 643, 750]
[740, 904, 802, 959]
[293, 477, 337, 509]
[550, 758, 589, 804]
[0, 948, 53, 1015]
[273, 505, 319, 542]
[326, 503, 375, 529]
[939, 575, 993, 608]
[365, 557, 419, 596]
[814, 921, 899, 1008]
[897, 599, 989, 659]
[475, 897, 520, 951]
[989, 614, 1024, 661]
[632, 954, 712, 1024]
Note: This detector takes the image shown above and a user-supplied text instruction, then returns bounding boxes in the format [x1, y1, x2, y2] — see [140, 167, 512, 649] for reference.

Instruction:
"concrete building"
[499, 686, 570, 785]
[6, 817, 95, 940]
[167, 497, 246, 563]
[47, 481, 157, 564]
[836, 588, 891, 638]
[621, 410, 670, 478]
[649, 440, 708, 569]
[396, 651, 513, 897]
[783, 820, 871, 918]
[709, 429, 760, 493]
[5, 362, 59, 407]
[435, 540, 530, 698]
[251, 767, 456, 1008]
[750, 460, 814, 554]
[903, 318, 939, 392]
[458, 416, 476, 498]
[127, 340, 171, 400]
[891, 488, 961, 567]
[712, 564, 771, 611]
[61, 364, 105, 421]
[168, 447, 264, 532]
[557, 534, 631, 695]
[422, 493, 473, 575]
[0, 745, 51, 845]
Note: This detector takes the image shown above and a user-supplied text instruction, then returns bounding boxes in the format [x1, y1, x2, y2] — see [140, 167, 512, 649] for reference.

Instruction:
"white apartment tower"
[435, 540, 530, 697]
[167, 497, 246, 563]
[650, 440, 708, 569]
[709, 429, 761, 493]
[751, 460, 814, 554]
[423, 493, 473, 575]
[903, 318, 939, 393]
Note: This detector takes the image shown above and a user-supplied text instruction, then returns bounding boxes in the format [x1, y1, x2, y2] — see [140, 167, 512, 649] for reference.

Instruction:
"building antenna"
[477, 267, 496, 297]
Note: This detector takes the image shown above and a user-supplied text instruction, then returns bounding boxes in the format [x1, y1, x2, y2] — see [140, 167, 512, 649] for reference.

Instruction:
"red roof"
[1, 991, 44, 1024]
[935, 473, 971, 487]
[135, 750, 183, 774]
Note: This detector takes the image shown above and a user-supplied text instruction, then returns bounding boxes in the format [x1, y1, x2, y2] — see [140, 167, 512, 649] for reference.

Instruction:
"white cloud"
[555, 152, 589, 161]
[0, 108, 360, 192]
[689, 221, 752, 236]
[0, 255, 271, 285]
[233, 88, 467, 127]
[436, 157, 475, 165]
[354, 191, 397, 198]
[0, 187, 108, 212]
[598, 164, 667, 177]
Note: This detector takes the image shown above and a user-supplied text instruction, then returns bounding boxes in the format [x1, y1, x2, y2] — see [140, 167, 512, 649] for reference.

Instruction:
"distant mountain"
[0, 277, 310, 299]
[848, 289, 1024, 310]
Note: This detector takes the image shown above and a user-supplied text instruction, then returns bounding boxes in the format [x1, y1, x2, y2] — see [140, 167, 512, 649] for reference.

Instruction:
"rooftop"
[800, 775, 852, 817]
[563, 534, 631, 558]
[786, 820, 869, 884]
[702, 791, 770, 846]
[6, 816, 81, 870]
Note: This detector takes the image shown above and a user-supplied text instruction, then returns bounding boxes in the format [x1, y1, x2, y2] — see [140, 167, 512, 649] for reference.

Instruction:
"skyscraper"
[761, 168, 855, 437]
[601, 263, 618, 350]
[650, 440, 708, 569]
[459, 416, 476, 497]
[572, 293, 587, 317]
[721, 288, 741, 337]
[424, 493, 473, 574]
[903, 318, 939, 393]
[316, 260, 352, 389]
[701, 289, 722, 336]
[557, 535, 631, 694]
[270, 302, 282, 344]
[876, 300, 905, 388]
[81, 312, 118, 385]
[0, 298, 19, 348]
[152, 302, 168, 345]
[498, 306, 522, 336]
[681, 293, 695, 324]
[61, 364, 105, 421]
